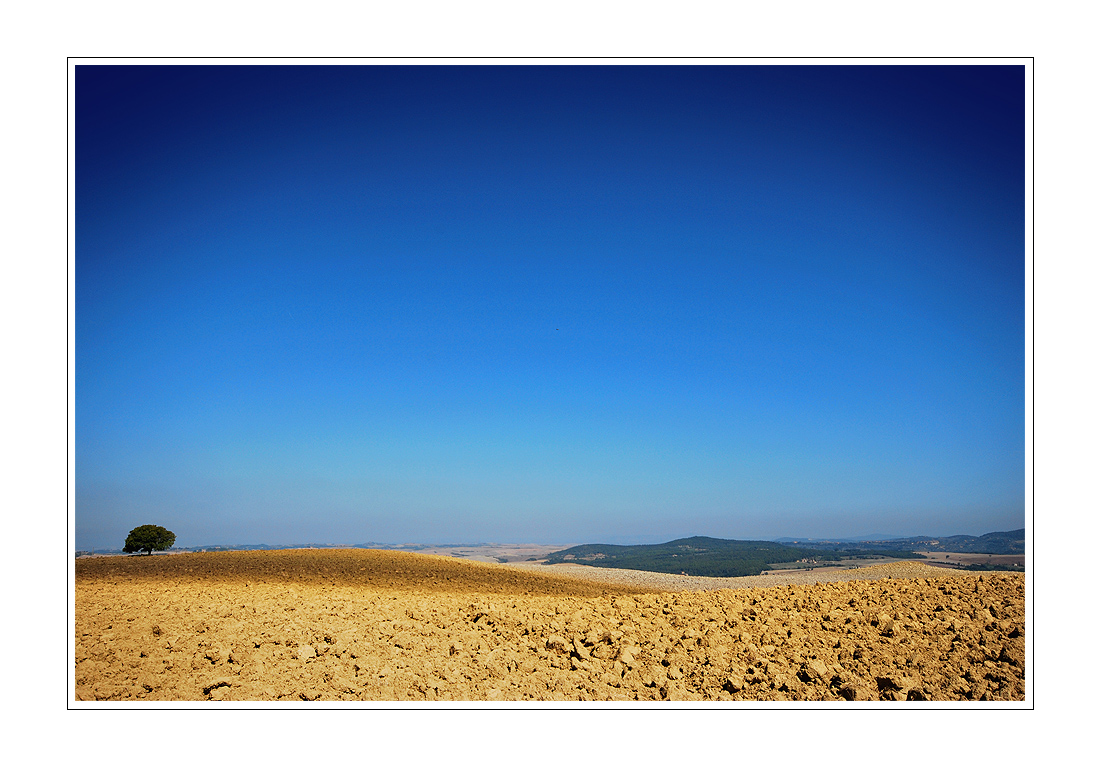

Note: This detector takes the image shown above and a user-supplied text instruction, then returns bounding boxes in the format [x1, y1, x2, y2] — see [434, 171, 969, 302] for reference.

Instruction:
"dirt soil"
[405, 543, 569, 564]
[74, 548, 1026, 702]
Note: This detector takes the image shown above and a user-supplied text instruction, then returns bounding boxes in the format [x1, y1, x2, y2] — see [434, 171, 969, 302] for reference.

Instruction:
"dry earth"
[404, 543, 568, 564]
[74, 549, 1026, 702]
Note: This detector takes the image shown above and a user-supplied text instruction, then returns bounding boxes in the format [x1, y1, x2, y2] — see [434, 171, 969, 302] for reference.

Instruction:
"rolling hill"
[775, 529, 1025, 556]
[543, 536, 918, 578]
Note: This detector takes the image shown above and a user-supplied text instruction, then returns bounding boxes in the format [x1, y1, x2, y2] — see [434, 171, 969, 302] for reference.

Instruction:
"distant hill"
[543, 536, 918, 578]
[774, 529, 1024, 555]
[890, 529, 1025, 555]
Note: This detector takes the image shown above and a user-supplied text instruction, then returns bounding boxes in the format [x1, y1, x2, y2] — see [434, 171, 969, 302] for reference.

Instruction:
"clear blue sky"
[75, 64, 1025, 550]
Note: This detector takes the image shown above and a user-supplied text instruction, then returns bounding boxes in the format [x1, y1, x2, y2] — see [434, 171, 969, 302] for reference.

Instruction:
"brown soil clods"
[75, 549, 1026, 702]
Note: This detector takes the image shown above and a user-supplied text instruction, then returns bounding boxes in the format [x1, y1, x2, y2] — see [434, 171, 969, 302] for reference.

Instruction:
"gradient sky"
[75, 64, 1025, 550]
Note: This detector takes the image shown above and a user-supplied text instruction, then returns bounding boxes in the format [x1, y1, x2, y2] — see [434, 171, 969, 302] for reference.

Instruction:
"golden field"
[75, 548, 1025, 701]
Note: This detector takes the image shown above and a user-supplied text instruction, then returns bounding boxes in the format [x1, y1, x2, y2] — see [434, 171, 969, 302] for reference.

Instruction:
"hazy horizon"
[77, 522, 1028, 552]
[75, 65, 1026, 553]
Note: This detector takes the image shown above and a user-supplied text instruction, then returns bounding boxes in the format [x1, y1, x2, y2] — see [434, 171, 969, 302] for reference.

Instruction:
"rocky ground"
[74, 549, 1026, 702]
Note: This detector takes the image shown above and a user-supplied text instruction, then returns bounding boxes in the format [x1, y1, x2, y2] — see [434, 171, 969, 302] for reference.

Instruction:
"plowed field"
[74, 549, 1026, 702]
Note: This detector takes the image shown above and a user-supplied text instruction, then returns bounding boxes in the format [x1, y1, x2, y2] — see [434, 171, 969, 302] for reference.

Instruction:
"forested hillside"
[544, 537, 917, 578]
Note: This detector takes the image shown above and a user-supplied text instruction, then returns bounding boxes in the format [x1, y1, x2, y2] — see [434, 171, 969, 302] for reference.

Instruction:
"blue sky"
[75, 65, 1025, 549]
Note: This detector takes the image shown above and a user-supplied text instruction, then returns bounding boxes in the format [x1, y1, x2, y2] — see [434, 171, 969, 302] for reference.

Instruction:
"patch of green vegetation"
[544, 537, 922, 578]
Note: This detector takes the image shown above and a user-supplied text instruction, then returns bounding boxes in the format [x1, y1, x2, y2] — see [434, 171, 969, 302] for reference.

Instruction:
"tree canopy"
[123, 524, 176, 555]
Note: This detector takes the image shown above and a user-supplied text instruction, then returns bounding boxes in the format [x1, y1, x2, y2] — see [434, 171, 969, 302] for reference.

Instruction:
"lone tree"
[123, 524, 176, 555]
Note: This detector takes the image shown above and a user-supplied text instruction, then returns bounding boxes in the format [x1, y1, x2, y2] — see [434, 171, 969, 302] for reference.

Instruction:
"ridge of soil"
[75, 549, 1026, 702]
[75, 548, 644, 597]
